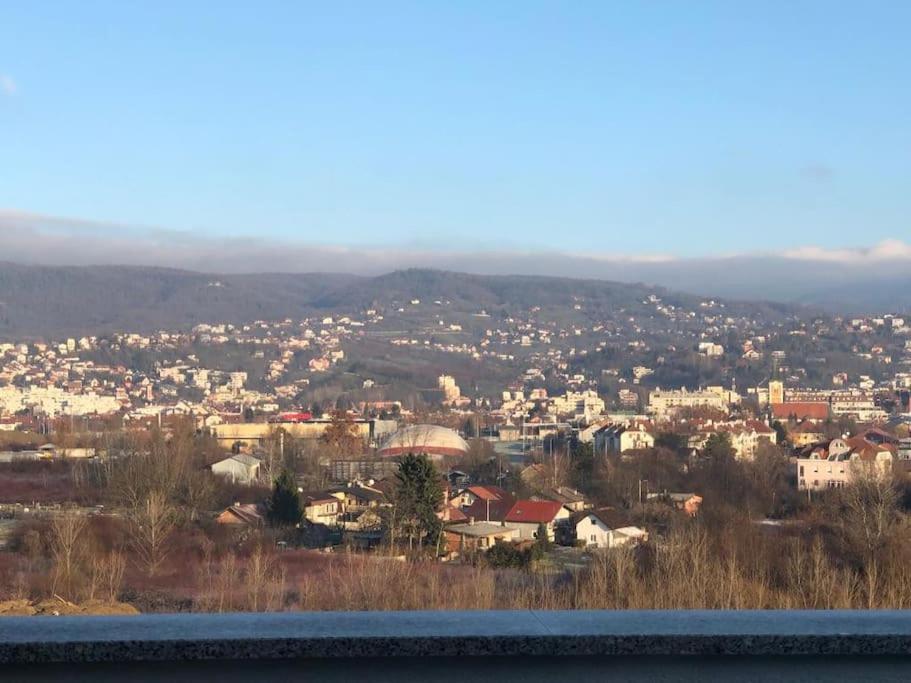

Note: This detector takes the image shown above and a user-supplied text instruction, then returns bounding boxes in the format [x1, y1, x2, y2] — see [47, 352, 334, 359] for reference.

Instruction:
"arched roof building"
[378, 424, 469, 459]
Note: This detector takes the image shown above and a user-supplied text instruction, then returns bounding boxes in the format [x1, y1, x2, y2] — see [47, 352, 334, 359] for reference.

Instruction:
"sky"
[1, 1, 910, 260]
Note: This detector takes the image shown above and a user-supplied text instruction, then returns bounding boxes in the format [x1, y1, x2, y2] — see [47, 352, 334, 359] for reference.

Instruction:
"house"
[330, 483, 387, 513]
[646, 492, 703, 516]
[857, 428, 900, 447]
[594, 423, 655, 455]
[688, 420, 777, 460]
[446, 470, 471, 489]
[440, 505, 469, 523]
[461, 495, 515, 524]
[450, 485, 516, 524]
[578, 420, 611, 444]
[301, 493, 340, 526]
[796, 436, 898, 491]
[444, 520, 518, 554]
[519, 463, 549, 489]
[210, 454, 261, 485]
[449, 485, 514, 509]
[340, 507, 384, 533]
[536, 486, 588, 512]
[727, 420, 777, 459]
[216, 502, 266, 526]
[504, 500, 571, 542]
[788, 420, 826, 448]
[573, 508, 648, 549]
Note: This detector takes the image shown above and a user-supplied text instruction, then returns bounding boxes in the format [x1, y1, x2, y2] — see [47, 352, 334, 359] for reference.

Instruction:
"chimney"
[469, 516, 475, 526]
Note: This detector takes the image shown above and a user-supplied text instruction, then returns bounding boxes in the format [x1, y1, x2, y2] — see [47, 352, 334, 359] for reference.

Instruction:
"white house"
[797, 436, 898, 491]
[302, 494, 341, 525]
[211, 453, 261, 485]
[573, 508, 649, 549]
[594, 423, 655, 455]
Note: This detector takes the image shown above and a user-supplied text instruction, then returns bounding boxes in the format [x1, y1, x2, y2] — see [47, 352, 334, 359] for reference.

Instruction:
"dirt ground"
[0, 597, 139, 616]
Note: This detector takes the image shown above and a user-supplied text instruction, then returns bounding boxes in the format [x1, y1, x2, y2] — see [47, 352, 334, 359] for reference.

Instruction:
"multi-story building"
[647, 388, 725, 418]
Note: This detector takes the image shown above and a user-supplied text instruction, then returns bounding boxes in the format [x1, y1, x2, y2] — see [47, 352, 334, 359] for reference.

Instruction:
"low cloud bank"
[2, 208, 909, 307]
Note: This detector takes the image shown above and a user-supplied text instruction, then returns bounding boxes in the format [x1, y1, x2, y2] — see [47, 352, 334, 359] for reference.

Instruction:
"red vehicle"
[272, 411, 313, 423]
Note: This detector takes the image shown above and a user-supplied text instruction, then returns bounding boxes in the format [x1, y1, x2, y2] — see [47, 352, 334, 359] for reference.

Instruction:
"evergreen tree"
[392, 453, 443, 552]
[267, 469, 302, 527]
[771, 420, 788, 445]
[703, 431, 735, 461]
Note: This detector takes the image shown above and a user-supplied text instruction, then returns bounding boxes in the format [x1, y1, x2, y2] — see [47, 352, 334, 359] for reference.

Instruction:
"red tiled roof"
[447, 507, 468, 522]
[745, 419, 774, 434]
[790, 420, 825, 434]
[218, 503, 265, 525]
[505, 500, 564, 524]
[463, 498, 513, 523]
[466, 485, 511, 502]
[771, 402, 830, 421]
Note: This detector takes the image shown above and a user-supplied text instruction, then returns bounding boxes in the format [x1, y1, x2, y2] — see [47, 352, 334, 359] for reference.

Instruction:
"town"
[1, 273, 910, 615]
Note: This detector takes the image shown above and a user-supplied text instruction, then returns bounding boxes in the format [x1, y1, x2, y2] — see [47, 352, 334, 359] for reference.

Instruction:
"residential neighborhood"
[1, 276, 911, 615]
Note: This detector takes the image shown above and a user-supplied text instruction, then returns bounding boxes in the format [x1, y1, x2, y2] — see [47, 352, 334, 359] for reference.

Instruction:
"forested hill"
[0, 263, 798, 338]
[0, 263, 358, 337]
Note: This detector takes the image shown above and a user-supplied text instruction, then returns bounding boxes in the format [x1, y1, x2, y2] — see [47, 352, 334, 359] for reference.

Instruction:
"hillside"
[0, 263, 799, 338]
[0, 263, 359, 337]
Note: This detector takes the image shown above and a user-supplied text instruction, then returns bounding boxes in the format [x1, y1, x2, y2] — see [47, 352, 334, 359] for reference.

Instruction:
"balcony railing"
[2, 610, 911, 680]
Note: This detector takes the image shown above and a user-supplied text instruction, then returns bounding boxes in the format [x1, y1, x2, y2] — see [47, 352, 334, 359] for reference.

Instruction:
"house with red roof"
[504, 499, 572, 542]
[461, 497, 515, 524]
[448, 485, 514, 509]
[796, 435, 900, 491]
[215, 503, 266, 527]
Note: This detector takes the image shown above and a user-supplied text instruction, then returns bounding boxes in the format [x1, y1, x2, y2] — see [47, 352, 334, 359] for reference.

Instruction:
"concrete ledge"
[2, 610, 911, 664]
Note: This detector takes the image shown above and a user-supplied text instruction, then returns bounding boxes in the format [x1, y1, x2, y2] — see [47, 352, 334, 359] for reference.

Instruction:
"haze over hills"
[0, 262, 803, 338]
[2, 212, 910, 315]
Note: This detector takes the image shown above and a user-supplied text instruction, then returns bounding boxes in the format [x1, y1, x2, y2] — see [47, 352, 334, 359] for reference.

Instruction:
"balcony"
[2, 610, 910, 681]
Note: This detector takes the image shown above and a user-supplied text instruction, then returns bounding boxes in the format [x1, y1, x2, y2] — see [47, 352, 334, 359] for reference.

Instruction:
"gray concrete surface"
[1, 610, 911, 680]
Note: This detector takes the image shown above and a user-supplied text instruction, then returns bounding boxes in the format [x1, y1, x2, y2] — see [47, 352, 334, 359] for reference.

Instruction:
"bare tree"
[840, 469, 899, 567]
[243, 545, 285, 612]
[214, 553, 238, 613]
[129, 491, 176, 577]
[88, 552, 126, 603]
[49, 510, 88, 600]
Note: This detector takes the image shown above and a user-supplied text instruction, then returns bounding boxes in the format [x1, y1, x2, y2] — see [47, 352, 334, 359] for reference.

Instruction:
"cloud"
[0, 209, 683, 273]
[782, 239, 911, 263]
[801, 164, 834, 182]
[2, 208, 910, 308]
[0, 74, 16, 96]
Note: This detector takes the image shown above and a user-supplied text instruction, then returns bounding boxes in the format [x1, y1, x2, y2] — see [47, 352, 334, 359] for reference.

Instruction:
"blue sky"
[1, 1, 909, 258]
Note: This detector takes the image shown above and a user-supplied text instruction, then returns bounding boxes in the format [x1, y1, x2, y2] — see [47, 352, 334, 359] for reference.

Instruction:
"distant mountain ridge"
[0, 262, 798, 338]
[0, 263, 359, 338]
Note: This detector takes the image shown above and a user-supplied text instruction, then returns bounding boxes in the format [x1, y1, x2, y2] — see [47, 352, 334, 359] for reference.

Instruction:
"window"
[3, 1, 898, 625]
